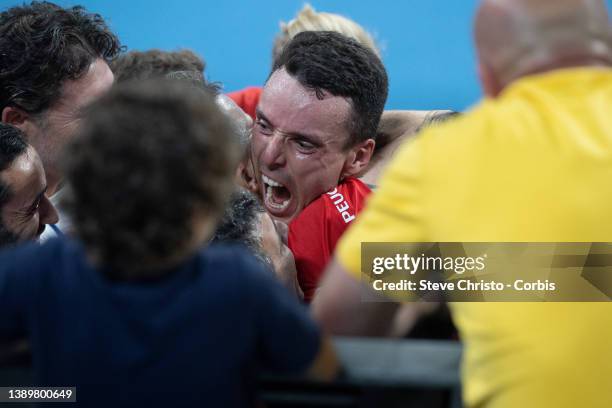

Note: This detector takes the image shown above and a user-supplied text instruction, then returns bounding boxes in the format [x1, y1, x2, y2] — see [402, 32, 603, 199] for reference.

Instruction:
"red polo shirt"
[227, 86, 262, 120]
[288, 177, 371, 302]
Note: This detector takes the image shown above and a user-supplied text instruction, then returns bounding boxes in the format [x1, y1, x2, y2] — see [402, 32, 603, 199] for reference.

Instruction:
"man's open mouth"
[262, 174, 292, 211]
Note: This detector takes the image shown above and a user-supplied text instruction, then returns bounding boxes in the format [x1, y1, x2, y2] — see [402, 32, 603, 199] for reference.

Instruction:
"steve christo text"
[371, 279, 556, 292]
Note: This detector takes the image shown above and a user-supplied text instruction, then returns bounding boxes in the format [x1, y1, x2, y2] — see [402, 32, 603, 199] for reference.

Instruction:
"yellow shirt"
[337, 68, 612, 408]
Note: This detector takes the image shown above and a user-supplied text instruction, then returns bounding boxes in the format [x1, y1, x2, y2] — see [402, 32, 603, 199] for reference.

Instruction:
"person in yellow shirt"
[312, 0, 612, 407]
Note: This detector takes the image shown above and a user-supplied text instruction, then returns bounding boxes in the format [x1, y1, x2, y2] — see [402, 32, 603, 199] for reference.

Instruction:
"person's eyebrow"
[255, 109, 323, 145]
[255, 108, 269, 123]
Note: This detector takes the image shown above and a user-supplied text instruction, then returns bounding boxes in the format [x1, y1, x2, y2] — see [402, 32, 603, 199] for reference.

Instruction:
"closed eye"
[293, 138, 316, 152]
[26, 197, 42, 216]
[24, 191, 45, 218]
[255, 118, 273, 135]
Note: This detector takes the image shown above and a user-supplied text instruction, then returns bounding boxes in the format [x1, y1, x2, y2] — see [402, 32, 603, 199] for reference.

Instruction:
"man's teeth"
[265, 187, 290, 210]
[262, 174, 283, 187]
[262, 174, 290, 210]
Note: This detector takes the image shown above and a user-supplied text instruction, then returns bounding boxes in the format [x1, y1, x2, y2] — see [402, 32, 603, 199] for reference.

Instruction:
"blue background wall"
[2, 1, 612, 111]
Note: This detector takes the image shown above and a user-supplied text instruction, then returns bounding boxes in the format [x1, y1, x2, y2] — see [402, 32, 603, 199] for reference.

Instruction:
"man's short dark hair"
[0, 124, 28, 172]
[111, 49, 205, 83]
[62, 80, 240, 278]
[0, 1, 121, 114]
[272, 30, 388, 148]
[0, 124, 29, 246]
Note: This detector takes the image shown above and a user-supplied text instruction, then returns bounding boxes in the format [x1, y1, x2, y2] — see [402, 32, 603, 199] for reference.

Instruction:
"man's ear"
[1, 106, 29, 126]
[2, 107, 42, 142]
[235, 157, 259, 195]
[341, 138, 375, 179]
[478, 62, 502, 98]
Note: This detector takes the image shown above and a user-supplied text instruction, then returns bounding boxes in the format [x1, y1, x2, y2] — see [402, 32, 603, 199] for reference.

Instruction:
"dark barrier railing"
[0, 338, 462, 408]
[261, 338, 462, 408]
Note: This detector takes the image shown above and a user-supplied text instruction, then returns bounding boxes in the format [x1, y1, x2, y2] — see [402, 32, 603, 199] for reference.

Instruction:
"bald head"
[475, 0, 612, 96]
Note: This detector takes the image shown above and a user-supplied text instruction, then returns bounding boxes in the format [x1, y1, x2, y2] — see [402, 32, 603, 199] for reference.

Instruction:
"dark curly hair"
[0, 1, 121, 114]
[166, 70, 221, 96]
[111, 49, 205, 83]
[272, 31, 388, 148]
[0, 122, 28, 208]
[61, 80, 241, 278]
[0, 124, 29, 246]
[0, 124, 28, 174]
[211, 188, 272, 269]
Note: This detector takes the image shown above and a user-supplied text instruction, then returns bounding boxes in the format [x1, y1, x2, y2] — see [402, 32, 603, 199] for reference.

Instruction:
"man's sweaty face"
[251, 68, 354, 223]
